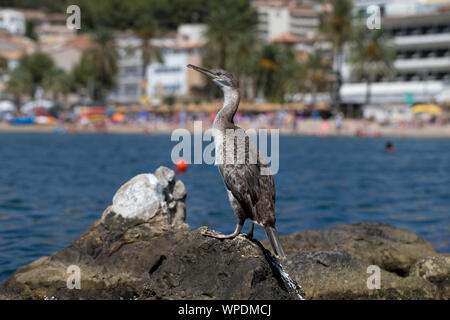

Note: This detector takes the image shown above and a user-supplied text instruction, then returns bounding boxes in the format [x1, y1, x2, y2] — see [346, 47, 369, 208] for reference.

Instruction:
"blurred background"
[0, 0, 449, 281]
[0, 0, 449, 133]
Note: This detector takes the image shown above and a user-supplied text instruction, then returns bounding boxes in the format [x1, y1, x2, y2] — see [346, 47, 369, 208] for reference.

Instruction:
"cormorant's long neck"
[215, 86, 240, 128]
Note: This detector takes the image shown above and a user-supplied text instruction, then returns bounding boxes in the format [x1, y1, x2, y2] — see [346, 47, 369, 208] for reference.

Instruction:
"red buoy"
[175, 159, 188, 172]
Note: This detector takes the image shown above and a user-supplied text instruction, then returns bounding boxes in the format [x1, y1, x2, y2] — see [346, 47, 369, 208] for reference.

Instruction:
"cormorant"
[187, 64, 286, 259]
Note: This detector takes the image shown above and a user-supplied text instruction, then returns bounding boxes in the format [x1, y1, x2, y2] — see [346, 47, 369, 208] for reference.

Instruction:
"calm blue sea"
[0, 133, 449, 281]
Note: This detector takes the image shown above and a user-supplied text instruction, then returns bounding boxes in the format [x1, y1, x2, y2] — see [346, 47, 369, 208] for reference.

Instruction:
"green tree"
[133, 25, 163, 103]
[25, 19, 38, 41]
[320, 0, 354, 112]
[306, 52, 332, 107]
[73, 29, 118, 103]
[0, 56, 8, 76]
[350, 28, 395, 105]
[43, 67, 73, 108]
[204, 0, 258, 71]
[253, 44, 302, 102]
[5, 68, 32, 109]
[6, 52, 55, 98]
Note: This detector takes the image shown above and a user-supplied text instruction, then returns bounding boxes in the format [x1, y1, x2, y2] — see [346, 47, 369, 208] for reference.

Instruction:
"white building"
[109, 33, 144, 104]
[110, 24, 206, 104]
[363, 104, 414, 122]
[147, 48, 189, 97]
[146, 24, 206, 99]
[253, 1, 321, 42]
[342, 0, 450, 105]
[177, 24, 206, 43]
[0, 9, 25, 35]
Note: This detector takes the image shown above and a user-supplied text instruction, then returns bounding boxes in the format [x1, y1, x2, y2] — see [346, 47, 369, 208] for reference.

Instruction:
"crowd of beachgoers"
[1, 109, 450, 137]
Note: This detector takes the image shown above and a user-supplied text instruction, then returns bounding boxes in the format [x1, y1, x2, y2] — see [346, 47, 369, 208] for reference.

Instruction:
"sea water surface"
[0, 133, 449, 280]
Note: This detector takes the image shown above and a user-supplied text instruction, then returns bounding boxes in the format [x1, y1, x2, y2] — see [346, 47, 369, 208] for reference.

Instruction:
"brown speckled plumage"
[187, 64, 286, 259]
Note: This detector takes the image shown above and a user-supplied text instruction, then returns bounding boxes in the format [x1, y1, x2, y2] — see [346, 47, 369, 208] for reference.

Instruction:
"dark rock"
[284, 249, 439, 300]
[265, 222, 437, 275]
[141, 227, 303, 300]
[410, 255, 450, 298]
[0, 208, 190, 300]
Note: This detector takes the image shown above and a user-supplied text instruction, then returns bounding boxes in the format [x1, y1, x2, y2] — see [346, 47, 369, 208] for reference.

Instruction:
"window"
[154, 66, 182, 73]
[122, 66, 138, 77]
[163, 84, 181, 92]
[123, 85, 138, 96]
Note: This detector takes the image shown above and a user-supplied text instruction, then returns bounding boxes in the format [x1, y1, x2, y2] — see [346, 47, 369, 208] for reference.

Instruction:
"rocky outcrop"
[0, 167, 302, 300]
[284, 249, 440, 299]
[0, 167, 448, 300]
[0, 167, 189, 300]
[410, 255, 450, 298]
[263, 222, 438, 275]
[142, 227, 303, 300]
[262, 223, 448, 299]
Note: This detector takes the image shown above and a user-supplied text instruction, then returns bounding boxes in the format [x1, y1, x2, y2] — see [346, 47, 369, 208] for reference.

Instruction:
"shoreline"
[1, 121, 450, 138]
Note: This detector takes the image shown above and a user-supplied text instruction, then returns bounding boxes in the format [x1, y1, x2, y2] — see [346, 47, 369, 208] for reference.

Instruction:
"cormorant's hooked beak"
[187, 64, 218, 79]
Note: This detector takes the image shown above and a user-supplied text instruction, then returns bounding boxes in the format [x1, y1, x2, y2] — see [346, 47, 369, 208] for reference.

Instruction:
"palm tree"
[0, 56, 8, 76]
[73, 29, 118, 103]
[253, 44, 302, 102]
[320, 0, 354, 112]
[135, 25, 162, 104]
[43, 67, 73, 109]
[306, 52, 332, 108]
[204, 0, 258, 71]
[350, 28, 395, 105]
[14, 52, 55, 98]
[202, 0, 260, 99]
[5, 67, 32, 110]
[226, 30, 260, 99]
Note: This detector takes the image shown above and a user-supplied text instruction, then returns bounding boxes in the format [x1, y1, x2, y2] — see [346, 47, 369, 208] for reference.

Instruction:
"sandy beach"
[1, 120, 450, 137]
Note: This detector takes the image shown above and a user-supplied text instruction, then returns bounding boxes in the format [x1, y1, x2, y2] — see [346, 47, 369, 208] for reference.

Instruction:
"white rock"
[154, 166, 175, 189]
[172, 180, 186, 200]
[111, 174, 165, 220]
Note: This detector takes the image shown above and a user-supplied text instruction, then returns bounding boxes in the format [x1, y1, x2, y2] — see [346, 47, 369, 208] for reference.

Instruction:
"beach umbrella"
[412, 104, 442, 115]
[0, 100, 16, 113]
[111, 113, 126, 122]
[21, 100, 54, 115]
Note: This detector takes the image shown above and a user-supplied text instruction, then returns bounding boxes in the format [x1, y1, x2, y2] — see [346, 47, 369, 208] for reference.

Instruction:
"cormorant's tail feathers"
[264, 226, 286, 259]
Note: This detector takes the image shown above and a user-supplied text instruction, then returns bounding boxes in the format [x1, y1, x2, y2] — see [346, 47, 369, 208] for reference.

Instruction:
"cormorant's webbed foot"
[202, 222, 243, 239]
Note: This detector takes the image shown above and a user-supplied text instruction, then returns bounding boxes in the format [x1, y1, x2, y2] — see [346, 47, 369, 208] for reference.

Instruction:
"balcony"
[395, 57, 450, 71]
[393, 33, 450, 49]
[341, 80, 447, 104]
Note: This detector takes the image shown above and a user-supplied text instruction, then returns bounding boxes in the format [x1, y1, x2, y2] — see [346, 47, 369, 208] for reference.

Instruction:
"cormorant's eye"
[216, 72, 222, 76]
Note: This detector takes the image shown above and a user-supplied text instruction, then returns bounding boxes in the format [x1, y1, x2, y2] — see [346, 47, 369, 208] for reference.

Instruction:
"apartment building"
[110, 24, 206, 104]
[342, 0, 450, 105]
[253, 1, 321, 41]
[0, 9, 25, 35]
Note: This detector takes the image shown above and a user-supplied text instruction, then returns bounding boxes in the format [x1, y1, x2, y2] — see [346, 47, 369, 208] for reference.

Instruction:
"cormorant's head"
[187, 64, 239, 90]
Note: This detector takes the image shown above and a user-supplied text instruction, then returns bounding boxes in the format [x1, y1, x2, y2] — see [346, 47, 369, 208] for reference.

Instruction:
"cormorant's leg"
[202, 220, 243, 239]
[242, 222, 254, 239]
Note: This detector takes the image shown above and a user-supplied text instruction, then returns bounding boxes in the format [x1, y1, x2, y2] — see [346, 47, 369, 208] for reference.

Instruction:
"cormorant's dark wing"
[217, 135, 275, 225]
